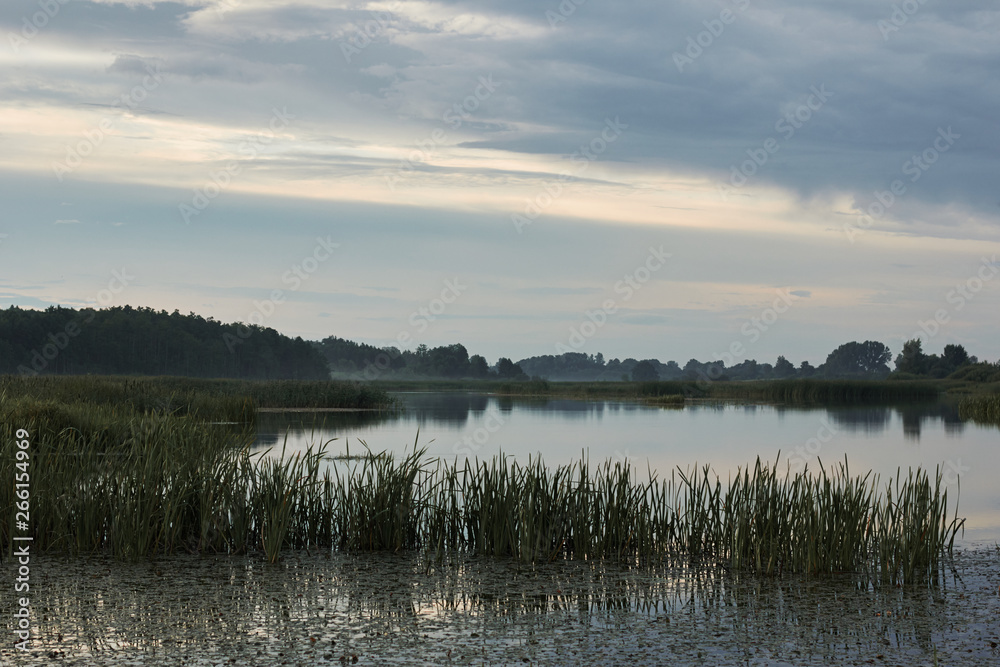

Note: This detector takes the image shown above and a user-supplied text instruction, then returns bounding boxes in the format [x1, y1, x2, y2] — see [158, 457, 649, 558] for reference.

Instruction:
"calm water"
[255, 392, 1000, 544]
[5, 393, 998, 665]
[6, 548, 1000, 665]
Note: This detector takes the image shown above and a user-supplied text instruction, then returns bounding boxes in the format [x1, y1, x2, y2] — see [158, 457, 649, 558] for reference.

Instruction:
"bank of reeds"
[490, 380, 696, 400]
[641, 394, 685, 407]
[1, 396, 963, 582]
[705, 379, 939, 403]
[379, 378, 939, 404]
[338, 452, 963, 583]
[0, 374, 395, 421]
[958, 393, 1000, 425]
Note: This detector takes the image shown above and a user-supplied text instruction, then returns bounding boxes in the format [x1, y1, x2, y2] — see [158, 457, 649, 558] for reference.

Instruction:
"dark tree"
[773, 356, 796, 378]
[682, 358, 703, 379]
[630, 359, 659, 382]
[823, 341, 892, 378]
[894, 339, 928, 375]
[660, 360, 682, 379]
[942, 344, 970, 370]
[427, 343, 470, 377]
[469, 354, 490, 377]
[496, 357, 527, 379]
[0, 305, 329, 379]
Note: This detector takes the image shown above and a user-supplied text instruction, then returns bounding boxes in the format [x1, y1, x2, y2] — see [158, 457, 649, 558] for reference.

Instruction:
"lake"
[5, 392, 998, 665]
[256, 392, 1000, 545]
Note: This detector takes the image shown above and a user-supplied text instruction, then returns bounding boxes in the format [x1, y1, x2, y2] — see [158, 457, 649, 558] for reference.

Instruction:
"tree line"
[0, 306, 328, 380]
[1, 305, 996, 383]
[316, 337, 526, 380]
[518, 340, 997, 383]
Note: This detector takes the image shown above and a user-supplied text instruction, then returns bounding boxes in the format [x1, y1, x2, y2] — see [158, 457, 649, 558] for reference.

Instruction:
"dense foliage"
[1, 304, 993, 384]
[0, 305, 329, 379]
[894, 339, 983, 379]
[0, 383, 963, 581]
[317, 337, 525, 380]
[0, 375, 394, 416]
[515, 340, 984, 383]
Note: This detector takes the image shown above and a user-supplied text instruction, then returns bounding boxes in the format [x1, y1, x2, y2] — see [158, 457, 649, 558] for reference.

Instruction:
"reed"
[958, 394, 1000, 424]
[705, 380, 939, 403]
[0, 386, 963, 583]
[378, 378, 941, 404]
[0, 374, 395, 418]
[641, 394, 685, 407]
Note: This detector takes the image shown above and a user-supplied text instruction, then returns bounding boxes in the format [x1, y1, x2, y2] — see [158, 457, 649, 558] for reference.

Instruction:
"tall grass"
[1, 411, 962, 583]
[0, 374, 395, 416]
[705, 379, 940, 403]
[327, 450, 963, 583]
[0, 378, 962, 583]
[958, 394, 1000, 424]
[378, 378, 940, 404]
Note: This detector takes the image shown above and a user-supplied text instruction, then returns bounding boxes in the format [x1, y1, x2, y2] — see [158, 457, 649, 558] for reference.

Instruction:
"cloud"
[515, 286, 603, 296]
[1, 0, 999, 363]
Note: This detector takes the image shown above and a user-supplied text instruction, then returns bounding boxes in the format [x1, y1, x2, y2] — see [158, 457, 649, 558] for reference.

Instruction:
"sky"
[1, 0, 998, 366]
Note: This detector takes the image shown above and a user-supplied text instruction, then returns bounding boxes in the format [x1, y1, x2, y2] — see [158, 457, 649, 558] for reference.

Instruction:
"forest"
[1, 305, 997, 383]
[0, 305, 328, 379]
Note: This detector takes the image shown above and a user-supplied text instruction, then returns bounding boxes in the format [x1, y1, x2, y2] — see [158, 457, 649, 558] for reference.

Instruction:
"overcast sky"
[2, 0, 998, 365]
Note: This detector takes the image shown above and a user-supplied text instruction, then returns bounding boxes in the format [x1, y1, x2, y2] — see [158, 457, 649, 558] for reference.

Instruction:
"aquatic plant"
[0, 374, 395, 418]
[705, 379, 939, 403]
[958, 393, 1000, 424]
[0, 380, 962, 584]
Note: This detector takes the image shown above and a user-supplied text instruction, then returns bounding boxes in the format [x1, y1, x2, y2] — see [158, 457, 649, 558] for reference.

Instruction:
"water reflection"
[7, 549, 998, 665]
[253, 394, 662, 449]
[255, 396, 978, 447]
[252, 393, 1000, 542]
[255, 409, 399, 449]
[824, 401, 965, 440]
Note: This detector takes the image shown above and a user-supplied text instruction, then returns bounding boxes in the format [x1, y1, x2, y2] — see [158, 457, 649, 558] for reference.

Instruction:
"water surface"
[256, 392, 1000, 543]
[3, 548, 998, 665]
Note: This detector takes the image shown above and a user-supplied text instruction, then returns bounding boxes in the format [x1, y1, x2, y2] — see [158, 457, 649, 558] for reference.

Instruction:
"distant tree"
[924, 353, 950, 378]
[427, 343, 470, 377]
[824, 341, 892, 378]
[942, 344, 970, 370]
[469, 354, 490, 378]
[317, 337, 405, 375]
[683, 358, 726, 381]
[631, 359, 659, 382]
[894, 339, 928, 375]
[726, 359, 758, 381]
[798, 360, 815, 377]
[682, 358, 703, 379]
[660, 360, 682, 379]
[496, 357, 527, 379]
[515, 352, 610, 380]
[0, 305, 329, 379]
[773, 356, 796, 378]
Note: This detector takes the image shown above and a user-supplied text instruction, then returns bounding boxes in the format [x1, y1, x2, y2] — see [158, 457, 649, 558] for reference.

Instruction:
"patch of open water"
[2, 548, 998, 666]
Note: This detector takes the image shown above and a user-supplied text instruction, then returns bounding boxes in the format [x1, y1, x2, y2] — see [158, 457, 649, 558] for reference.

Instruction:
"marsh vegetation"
[1, 376, 965, 585]
[959, 393, 1000, 425]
